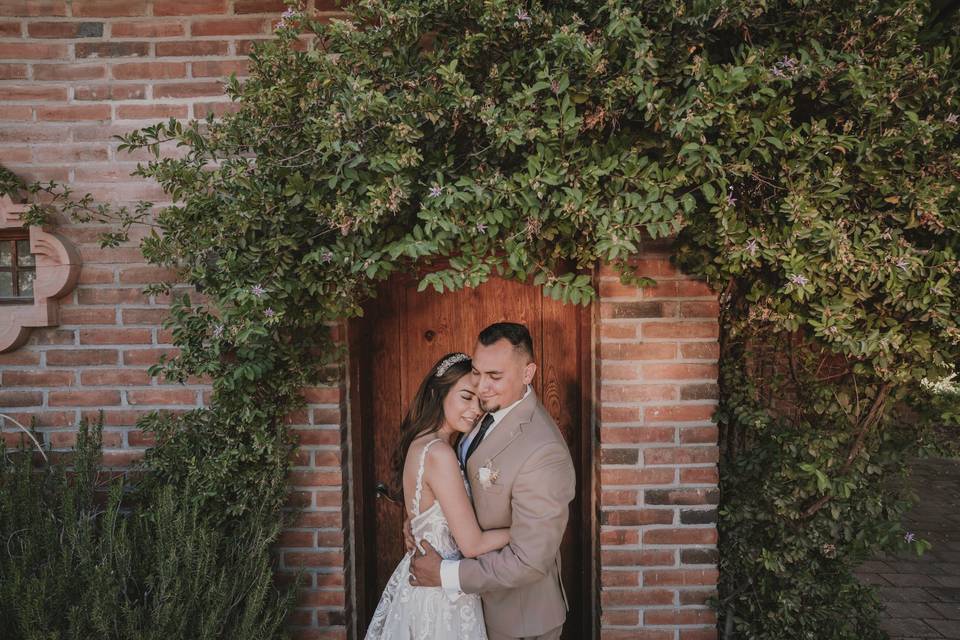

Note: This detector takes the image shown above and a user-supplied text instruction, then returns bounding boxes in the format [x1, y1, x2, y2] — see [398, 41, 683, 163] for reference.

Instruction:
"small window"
[0, 234, 35, 303]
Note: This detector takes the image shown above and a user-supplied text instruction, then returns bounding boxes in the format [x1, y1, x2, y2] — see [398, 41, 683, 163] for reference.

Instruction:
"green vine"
[4, 0, 960, 635]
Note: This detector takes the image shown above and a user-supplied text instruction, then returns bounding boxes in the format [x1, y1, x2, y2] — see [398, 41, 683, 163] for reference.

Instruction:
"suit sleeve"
[458, 440, 575, 593]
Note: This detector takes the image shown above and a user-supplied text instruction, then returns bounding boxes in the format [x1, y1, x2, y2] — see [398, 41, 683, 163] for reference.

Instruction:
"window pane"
[16, 240, 34, 267]
[0, 242, 11, 267]
[0, 271, 12, 297]
[18, 269, 35, 297]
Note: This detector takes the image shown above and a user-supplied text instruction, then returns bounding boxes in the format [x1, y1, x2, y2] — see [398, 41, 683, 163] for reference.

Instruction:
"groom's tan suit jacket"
[460, 390, 576, 638]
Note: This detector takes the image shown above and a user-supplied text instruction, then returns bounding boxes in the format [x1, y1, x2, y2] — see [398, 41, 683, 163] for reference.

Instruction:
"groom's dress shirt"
[443, 384, 532, 595]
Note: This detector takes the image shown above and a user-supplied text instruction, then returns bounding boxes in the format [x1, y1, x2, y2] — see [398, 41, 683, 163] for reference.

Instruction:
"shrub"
[0, 416, 298, 640]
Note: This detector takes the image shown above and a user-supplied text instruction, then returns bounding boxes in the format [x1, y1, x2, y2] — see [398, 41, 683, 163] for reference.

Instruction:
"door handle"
[375, 481, 400, 504]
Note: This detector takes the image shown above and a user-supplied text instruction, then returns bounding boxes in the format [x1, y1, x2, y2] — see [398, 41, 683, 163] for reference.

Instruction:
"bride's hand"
[402, 514, 415, 553]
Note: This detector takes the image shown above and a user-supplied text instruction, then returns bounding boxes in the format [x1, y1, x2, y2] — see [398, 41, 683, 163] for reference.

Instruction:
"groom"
[408, 322, 577, 640]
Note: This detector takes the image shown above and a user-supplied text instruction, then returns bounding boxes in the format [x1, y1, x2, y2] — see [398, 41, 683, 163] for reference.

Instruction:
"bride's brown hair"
[390, 353, 474, 500]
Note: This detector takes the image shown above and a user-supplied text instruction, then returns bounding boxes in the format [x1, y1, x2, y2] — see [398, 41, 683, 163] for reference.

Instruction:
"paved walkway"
[856, 457, 960, 639]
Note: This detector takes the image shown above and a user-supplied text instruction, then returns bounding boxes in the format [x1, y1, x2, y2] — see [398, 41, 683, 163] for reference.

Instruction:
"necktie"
[464, 413, 495, 463]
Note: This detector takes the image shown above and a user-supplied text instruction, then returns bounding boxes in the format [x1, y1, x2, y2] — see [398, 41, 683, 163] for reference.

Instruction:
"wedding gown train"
[364, 438, 487, 640]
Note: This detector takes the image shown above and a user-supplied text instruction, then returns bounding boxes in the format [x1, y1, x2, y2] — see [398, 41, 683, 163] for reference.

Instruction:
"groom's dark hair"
[478, 322, 534, 361]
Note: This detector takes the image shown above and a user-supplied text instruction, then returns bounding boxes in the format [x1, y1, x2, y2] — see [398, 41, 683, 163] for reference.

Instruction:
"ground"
[857, 457, 960, 639]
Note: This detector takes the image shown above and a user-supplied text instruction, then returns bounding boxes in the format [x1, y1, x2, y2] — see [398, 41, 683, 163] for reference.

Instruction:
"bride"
[365, 352, 508, 639]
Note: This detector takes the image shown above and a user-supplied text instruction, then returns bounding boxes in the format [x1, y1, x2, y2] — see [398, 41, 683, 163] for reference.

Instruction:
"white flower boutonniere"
[477, 460, 500, 489]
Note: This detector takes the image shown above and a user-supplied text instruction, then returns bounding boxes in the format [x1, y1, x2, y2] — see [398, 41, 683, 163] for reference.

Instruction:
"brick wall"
[0, 2, 719, 639]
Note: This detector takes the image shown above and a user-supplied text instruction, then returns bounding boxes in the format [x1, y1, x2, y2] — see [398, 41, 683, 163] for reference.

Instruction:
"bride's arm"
[424, 443, 510, 558]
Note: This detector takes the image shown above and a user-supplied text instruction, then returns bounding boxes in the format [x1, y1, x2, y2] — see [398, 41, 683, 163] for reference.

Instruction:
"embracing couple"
[364, 322, 576, 640]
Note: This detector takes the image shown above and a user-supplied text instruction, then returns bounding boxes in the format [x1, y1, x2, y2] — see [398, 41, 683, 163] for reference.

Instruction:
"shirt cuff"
[440, 559, 463, 601]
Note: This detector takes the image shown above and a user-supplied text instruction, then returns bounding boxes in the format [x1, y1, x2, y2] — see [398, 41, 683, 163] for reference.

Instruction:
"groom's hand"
[409, 540, 442, 587]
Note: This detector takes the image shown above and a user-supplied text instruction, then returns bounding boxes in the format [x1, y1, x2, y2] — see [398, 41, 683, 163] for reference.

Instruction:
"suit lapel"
[467, 390, 537, 476]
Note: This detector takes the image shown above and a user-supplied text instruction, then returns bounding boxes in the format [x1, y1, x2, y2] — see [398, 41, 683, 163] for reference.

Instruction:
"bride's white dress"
[364, 438, 487, 640]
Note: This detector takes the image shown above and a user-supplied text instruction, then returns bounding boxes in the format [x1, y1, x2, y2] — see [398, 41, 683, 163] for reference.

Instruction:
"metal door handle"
[376, 481, 399, 503]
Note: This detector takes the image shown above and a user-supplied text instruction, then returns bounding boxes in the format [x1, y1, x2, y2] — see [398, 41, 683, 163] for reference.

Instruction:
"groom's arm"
[448, 441, 575, 593]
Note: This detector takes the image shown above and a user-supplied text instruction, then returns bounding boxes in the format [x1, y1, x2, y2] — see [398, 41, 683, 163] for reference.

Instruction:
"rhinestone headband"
[435, 353, 470, 377]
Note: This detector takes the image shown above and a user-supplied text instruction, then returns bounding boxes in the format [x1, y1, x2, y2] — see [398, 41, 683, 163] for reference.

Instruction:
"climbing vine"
[6, 0, 960, 636]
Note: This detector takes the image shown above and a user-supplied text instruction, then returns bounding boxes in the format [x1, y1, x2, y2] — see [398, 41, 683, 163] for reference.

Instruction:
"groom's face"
[471, 338, 536, 413]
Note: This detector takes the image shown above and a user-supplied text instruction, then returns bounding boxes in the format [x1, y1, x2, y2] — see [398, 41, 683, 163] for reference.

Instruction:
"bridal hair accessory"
[435, 353, 470, 377]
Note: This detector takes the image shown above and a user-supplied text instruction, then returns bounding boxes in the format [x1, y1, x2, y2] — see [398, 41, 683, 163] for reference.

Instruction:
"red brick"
[3, 411, 73, 428]
[601, 384, 677, 403]
[117, 265, 179, 283]
[33, 63, 105, 80]
[601, 549, 676, 567]
[0, 63, 28, 79]
[680, 343, 720, 360]
[600, 589, 675, 607]
[297, 589, 345, 607]
[679, 630, 719, 640]
[45, 349, 118, 366]
[600, 570, 639, 587]
[123, 348, 178, 365]
[2, 370, 73, 386]
[36, 104, 110, 121]
[1, 85, 68, 101]
[679, 589, 717, 606]
[302, 386, 339, 404]
[48, 390, 121, 406]
[293, 511, 341, 528]
[191, 58, 251, 77]
[294, 429, 340, 446]
[599, 406, 641, 423]
[645, 608, 717, 625]
[645, 404, 716, 423]
[601, 489, 638, 506]
[154, 0, 226, 15]
[642, 322, 718, 339]
[116, 104, 189, 119]
[676, 280, 715, 297]
[644, 447, 719, 466]
[290, 470, 341, 487]
[0, 105, 32, 120]
[77, 288, 149, 305]
[283, 551, 343, 568]
[191, 18, 266, 36]
[601, 630, 674, 640]
[72, 0, 148, 17]
[153, 80, 224, 98]
[50, 430, 122, 448]
[57, 307, 117, 324]
[76, 41, 149, 58]
[643, 528, 718, 545]
[0, 20, 21, 36]
[74, 84, 146, 100]
[277, 530, 315, 548]
[601, 342, 677, 360]
[680, 467, 719, 484]
[235, 38, 271, 55]
[127, 430, 157, 446]
[126, 389, 196, 405]
[600, 468, 675, 485]
[0, 390, 43, 406]
[643, 569, 718, 586]
[193, 101, 242, 117]
[0, 43, 67, 59]
[600, 427, 675, 444]
[235, 0, 286, 12]
[601, 610, 639, 626]
[33, 145, 109, 163]
[640, 363, 717, 381]
[599, 279, 643, 298]
[600, 323, 638, 340]
[26, 20, 103, 37]
[601, 509, 674, 527]
[112, 61, 186, 80]
[80, 369, 152, 386]
[155, 40, 229, 56]
[680, 426, 718, 444]
[0, 2, 66, 17]
[119, 308, 168, 324]
[111, 21, 185, 37]
[101, 450, 144, 466]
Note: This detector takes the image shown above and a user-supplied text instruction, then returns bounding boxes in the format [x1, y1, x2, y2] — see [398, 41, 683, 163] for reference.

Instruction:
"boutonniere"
[477, 460, 500, 489]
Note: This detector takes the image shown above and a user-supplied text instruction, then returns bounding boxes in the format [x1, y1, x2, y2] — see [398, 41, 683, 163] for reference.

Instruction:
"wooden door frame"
[343, 277, 600, 640]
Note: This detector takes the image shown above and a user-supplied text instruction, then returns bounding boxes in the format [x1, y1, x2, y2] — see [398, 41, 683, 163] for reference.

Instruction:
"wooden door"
[348, 274, 595, 639]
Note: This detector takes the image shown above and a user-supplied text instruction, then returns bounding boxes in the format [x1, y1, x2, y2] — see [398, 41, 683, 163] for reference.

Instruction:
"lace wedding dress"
[364, 438, 487, 640]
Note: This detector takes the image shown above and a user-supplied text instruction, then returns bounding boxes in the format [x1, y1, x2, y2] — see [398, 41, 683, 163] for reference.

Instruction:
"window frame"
[0, 229, 36, 305]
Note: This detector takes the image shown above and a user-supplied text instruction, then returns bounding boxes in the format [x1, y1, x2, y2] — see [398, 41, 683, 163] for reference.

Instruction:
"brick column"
[597, 255, 720, 640]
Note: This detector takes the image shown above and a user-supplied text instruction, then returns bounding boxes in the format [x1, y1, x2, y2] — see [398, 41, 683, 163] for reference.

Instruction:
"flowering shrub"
[6, 0, 960, 636]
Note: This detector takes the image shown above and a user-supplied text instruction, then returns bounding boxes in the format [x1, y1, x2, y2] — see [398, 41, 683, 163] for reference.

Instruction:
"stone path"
[856, 457, 960, 639]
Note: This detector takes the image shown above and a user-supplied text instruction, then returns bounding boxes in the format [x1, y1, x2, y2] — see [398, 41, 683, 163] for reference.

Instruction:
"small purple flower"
[726, 186, 737, 206]
[745, 238, 758, 256]
[264, 307, 275, 318]
[320, 249, 334, 263]
[789, 274, 808, 287]
[429, 185, 443, 198]
[946, 113, 958, 125]
[251, 284, 266, 297]
[904, 532, 916, 543]
[475, 221, 488, 233]
[212, 324, 224, 338]
[515, 8, 531, 24]
[550, 79, 560, 94]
